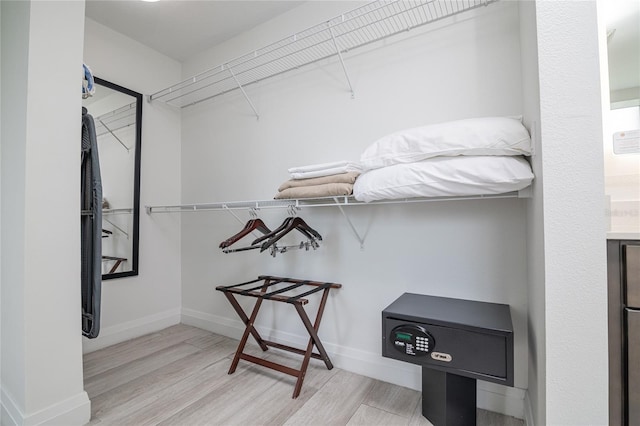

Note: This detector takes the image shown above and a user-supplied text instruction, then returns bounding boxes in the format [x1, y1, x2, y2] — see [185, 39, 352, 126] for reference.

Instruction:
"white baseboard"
[524, 390, 535, 426]
[1, 388, 90, 426]
[477, 381, 526, 419]
[82, 308, 181, 354]
[181, 308, 526, 420]
[181, 308, 242, 338]
[1, 389, 21, 426]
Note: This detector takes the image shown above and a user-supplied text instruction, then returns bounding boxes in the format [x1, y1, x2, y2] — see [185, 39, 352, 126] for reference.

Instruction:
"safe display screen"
[395, 332, 412, 342]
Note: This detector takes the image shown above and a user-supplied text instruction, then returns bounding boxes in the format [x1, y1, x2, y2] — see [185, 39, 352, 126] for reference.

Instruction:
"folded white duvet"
[288, 160, 363, 179]
[353, 156, 534, 202]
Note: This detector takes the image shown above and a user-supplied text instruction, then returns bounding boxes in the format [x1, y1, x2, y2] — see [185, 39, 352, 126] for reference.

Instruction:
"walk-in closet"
[0, 1, 614, 425]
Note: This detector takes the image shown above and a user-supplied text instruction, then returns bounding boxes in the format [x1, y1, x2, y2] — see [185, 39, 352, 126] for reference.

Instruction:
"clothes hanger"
[219, 218, 271, 249]
[251, 216, 294, 245]
[251, 205, 319, 245]
[290, 217, 322, 240]
[259, 216, 322, 253]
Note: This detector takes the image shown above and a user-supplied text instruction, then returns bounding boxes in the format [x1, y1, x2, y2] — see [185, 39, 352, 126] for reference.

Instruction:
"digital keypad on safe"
[416, 335, 430, 352]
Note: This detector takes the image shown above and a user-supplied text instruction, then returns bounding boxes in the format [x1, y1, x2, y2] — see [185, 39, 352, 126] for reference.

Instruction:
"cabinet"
[608, 240, 640, 425]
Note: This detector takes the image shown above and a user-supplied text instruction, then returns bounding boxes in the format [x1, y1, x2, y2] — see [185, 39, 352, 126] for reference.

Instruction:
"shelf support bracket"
[226, 66, 260, 120]
[98, 119, 131, 152]
[333, 197, 365, 249]
[222, 205, 263, 239]
[103, 217, 129, 239]
[328, 23, 355, 99]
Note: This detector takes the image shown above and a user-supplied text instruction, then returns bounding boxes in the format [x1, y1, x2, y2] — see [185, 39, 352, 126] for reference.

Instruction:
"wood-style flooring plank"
[98, 350, 259, 425]
[84, 324, 193, 367]
[156, 364, 287, 426]
[283, 370, 375, 426]
[156, 347, 337, 426]
[362, 380, 420, 419]
[346, 404, 409, 426]
[89, 337, 239, 420]
[184, 332, 228, 350]
[477, 409, 525, 426]
[222, 350, 339, 426]
[83, 324, 211, 378]
[85, 342, 200, 398]
[84, 326, 525, 426]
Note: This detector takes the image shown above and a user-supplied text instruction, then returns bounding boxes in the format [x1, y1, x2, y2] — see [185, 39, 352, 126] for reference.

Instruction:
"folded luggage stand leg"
[216, 275, 341, 398]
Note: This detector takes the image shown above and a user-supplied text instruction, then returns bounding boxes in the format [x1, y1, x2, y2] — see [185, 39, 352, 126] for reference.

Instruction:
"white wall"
[178, 1, 529, 418]
[519, 1, 545, 424]
[1, 1, 90, 424]
[0, 1, 28, 421]
[0, 1, 3, 424]
[82, 19, 183, 352]
[535, 1, 609, 424]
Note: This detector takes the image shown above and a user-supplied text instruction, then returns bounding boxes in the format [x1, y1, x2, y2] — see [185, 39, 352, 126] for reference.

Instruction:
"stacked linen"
[287, 160, 362, 180]
[353, 116, 535, 202]
[275, 165, 361, 199]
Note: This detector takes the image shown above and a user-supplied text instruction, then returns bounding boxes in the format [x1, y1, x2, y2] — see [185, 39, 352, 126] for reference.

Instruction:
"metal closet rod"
[94, 102, 137, 138]
[145, 192, 523, 215]
[95, 102, 136, 122]
[103, 208, 133, 215]
[146, 191, 525, 248]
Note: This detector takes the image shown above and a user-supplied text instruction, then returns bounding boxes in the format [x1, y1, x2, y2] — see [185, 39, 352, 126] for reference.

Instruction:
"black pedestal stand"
[422, 367, 476, 426]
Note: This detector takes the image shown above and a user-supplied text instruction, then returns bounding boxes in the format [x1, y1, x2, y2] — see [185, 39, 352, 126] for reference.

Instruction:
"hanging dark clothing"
[81, 106, 102, 339]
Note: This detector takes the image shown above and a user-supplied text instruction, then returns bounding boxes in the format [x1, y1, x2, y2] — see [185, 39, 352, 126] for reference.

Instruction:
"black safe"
[382, 293, 514, 426]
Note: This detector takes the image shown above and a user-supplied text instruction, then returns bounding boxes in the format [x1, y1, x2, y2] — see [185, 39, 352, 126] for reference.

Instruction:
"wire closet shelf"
[94, 102, 136, 138]
[145, 192, 524, 215]
[149, 0, 498, 109]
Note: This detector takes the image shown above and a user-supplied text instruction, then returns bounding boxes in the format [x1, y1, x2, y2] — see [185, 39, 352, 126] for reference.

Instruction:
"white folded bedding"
[360, 116, 532, 171]
[353, 156, 534, 202]
[288, 160, 363, 179]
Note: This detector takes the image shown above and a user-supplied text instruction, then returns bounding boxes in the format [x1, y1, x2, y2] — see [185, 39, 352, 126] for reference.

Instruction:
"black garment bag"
[81, 107, 102, 338]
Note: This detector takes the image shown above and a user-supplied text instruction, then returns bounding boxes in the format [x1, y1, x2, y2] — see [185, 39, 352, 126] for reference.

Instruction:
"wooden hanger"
[251, 216, 294, 245]
[219, 218, 271, 249]
[259, 217, 322, 253]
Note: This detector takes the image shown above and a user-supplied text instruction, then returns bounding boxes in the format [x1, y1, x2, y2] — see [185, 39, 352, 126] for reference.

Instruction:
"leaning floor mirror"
[83, 77, 142, 279]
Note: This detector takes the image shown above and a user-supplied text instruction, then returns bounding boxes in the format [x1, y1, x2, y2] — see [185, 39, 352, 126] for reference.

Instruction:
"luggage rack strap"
[216, 275, 342, 305]
[258, 275, 342, 289]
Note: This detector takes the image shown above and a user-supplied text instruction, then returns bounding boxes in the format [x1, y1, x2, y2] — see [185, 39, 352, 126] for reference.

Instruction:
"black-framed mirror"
[83, 77, 142, 279]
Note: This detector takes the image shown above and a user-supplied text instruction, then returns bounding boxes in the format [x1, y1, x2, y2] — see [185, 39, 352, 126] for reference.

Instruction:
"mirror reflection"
[83, 77, 142, 279]
[604, 1, 640, 234]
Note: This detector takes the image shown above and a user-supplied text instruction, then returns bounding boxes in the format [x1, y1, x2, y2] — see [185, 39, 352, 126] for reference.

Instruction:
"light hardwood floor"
[83, 324, 524, 426]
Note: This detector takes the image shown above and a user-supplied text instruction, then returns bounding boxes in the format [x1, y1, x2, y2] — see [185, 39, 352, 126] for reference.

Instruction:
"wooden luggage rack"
[216, 275, 342, 398]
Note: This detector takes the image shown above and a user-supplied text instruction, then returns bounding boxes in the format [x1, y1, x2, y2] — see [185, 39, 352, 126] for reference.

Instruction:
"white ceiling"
[85, 0, 305, 62]
[86, 0, 639, 93]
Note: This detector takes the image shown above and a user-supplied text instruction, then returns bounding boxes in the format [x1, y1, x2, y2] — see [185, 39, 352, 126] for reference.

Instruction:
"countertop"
[607, 232, 640, 240]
